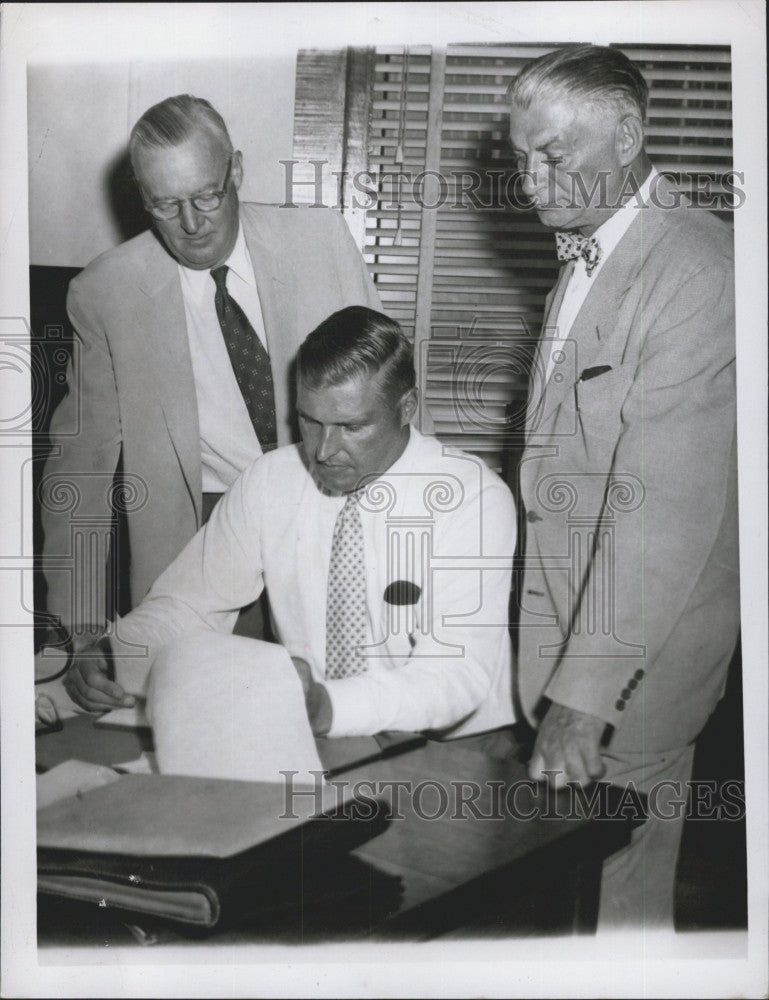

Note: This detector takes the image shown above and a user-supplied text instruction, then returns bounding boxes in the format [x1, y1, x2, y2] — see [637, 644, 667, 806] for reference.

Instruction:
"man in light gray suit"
[40, 95, 380, 638]
[507, 45, 739, 926]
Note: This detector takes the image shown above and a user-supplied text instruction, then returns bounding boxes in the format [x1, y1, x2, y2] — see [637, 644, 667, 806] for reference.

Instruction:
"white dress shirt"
[115, 428, 517, 739]
[178, 225, 269, 493]
[545, 168, 658, 381]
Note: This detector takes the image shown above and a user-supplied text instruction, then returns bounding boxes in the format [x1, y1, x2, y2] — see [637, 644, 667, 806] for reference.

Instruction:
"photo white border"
[1, 3, 766, 996]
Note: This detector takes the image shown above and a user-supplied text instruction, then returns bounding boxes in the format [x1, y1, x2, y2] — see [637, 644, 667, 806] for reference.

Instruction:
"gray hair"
[129, 94, 233, 168]
[507, 44, 648, 122]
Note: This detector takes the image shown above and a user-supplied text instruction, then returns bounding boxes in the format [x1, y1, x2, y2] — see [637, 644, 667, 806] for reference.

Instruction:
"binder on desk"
[37, 773, 392, 931]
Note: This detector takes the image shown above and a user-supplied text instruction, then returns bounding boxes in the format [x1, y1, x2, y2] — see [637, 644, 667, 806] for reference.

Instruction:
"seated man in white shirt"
[63, 307, 517, 739]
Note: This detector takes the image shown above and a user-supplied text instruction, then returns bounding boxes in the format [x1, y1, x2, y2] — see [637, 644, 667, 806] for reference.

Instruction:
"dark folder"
[37, 773, 392, 930]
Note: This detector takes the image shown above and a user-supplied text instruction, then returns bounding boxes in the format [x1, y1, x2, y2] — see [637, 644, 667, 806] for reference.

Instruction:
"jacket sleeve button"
[621, 688, 631, 699]
[634, 669, 645, 680]
[615, 699, 625, 711]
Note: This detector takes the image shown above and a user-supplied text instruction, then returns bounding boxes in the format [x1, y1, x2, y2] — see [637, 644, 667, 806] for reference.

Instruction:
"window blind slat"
[422, 43, 732, 459]
[295, 43, 733, 464]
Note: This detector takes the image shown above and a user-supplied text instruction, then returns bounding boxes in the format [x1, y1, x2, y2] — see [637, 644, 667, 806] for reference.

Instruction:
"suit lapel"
[525, 262, 573, 438]
[536, 261, 623, 426]
[242, 211, 297, 448]
[134, 234, 202, 520]
[533, 201, 672, 430]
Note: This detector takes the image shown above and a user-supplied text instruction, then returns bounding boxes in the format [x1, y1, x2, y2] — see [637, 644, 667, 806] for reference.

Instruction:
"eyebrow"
[297, 408, 370, 426]
[511, 133, 564, 155]
[296, 406, 368, 427]
[148, 180, 221, 203]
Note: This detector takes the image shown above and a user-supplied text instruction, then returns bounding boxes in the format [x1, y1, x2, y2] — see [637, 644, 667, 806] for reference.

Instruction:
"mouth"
[313, 463, 354, 494]
[315, 458, 355, 479]
[531, 198, 562, 211]
[318, 463, 349, 474]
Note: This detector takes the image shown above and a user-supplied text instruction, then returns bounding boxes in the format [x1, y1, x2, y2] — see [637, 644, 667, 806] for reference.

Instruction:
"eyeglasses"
[142, 153, 233, 221]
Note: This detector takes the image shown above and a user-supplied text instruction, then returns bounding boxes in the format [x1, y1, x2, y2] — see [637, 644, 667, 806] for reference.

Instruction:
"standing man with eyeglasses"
[40, 94, 380, 641]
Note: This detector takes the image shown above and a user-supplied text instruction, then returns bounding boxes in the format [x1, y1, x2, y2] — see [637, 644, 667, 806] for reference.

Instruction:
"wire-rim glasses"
[143, 153, 233, 221]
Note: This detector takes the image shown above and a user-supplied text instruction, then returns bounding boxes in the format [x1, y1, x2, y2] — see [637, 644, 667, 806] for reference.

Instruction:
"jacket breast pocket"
[575, 363, 636, 444]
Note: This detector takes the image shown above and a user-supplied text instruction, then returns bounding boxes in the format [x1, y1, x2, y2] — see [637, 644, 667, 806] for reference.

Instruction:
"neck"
[578, 153, 652, 236]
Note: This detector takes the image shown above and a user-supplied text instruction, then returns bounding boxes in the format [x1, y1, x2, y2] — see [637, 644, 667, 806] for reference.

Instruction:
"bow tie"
[555, 231, 602, 276]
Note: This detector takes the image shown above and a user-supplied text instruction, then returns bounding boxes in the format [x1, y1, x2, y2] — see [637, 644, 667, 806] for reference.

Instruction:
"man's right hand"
[64, 647, 135, 712]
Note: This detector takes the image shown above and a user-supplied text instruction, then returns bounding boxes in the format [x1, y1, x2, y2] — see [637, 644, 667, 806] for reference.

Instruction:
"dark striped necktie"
[211, 265, 277, 451]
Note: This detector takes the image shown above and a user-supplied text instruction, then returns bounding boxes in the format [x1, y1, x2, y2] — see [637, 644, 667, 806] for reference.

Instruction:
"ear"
[231, 149, 244, 191]
[398, 387, 418, 426]
[615, 115, 644, 167]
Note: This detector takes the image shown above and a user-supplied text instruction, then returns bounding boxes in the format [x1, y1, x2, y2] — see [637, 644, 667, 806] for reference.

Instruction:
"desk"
[37, 719, 641, 945]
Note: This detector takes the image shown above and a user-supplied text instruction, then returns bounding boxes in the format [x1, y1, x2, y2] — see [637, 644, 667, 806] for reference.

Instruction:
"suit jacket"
[515, 176, 740, 753]
[41, 203, 380, 629]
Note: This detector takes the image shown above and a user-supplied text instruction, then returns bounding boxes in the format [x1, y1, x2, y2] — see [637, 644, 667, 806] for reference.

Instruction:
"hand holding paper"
[147, 632, 324, 783]
[291, 656, 313, 694]
[64, 637, 135, 712]
[291, 656, 332, 736]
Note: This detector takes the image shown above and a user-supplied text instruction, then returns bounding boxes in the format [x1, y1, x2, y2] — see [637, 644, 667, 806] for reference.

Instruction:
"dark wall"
[30, 265, 80, 635]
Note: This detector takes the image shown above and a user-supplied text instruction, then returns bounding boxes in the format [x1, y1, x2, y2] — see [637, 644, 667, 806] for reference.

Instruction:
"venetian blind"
[295, 43, 734, 470]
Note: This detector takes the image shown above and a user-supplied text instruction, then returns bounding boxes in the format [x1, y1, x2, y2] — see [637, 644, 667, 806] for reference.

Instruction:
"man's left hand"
[291, 657, 313, 695]
[291, 657, 332, 736]
[528, 701, 607, 788]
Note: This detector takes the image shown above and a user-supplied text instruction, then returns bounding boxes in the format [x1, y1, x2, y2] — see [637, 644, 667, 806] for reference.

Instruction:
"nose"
[178, 200, 203, 235]
[315, 426, 341, 463]
[518, 155, 547, 201]
[520, 164, 540, 199]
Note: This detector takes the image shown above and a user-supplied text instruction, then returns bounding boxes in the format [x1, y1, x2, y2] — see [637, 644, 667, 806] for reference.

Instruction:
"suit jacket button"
[526, 510, 543, 523]
[615, 699, 625, 711]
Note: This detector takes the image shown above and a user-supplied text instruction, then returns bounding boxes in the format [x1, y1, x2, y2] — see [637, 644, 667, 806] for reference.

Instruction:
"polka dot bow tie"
[555, 231, 603, 276]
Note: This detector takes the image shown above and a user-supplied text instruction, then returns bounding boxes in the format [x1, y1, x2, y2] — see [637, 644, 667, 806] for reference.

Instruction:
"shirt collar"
[590, 167, 658, 263]
[225, 223, 256, 287]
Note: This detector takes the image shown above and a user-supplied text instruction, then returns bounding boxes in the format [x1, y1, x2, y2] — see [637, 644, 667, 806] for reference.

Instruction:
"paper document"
[96, 702, 150, 730]
[36, 759, 121, 811]
[148, 634, 324, 784]
[113, 751, 158, 775]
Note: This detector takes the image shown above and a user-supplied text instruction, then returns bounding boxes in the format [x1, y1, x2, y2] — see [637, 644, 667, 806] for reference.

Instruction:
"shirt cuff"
[109, 620, 154, 698]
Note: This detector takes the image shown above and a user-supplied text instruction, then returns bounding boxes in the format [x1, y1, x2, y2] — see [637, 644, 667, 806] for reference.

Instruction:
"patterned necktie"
[325, 493, 368, 679]
[211, 265, 277, 451]
[555, 231, 603, 276]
